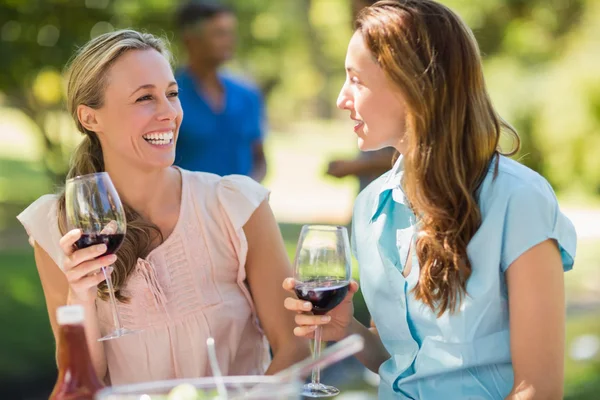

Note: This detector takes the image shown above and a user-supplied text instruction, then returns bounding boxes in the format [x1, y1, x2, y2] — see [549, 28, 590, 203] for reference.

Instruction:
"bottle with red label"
[50, 305, 104, 400]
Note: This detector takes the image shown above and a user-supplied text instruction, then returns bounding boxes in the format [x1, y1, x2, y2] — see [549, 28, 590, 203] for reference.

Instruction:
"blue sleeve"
[500, 182, 577, 272]
[253, 89, 266, 142]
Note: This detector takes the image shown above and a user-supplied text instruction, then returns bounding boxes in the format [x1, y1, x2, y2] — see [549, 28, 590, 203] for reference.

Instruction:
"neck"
[393, 137, 407, 155]
[189, 62, 220, 85]
[189, 62, 225, 111]
[104, 163, 180, 220]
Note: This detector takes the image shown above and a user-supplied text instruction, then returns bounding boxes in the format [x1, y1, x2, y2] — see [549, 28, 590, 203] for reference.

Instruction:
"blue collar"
[371, 154, 408, 221]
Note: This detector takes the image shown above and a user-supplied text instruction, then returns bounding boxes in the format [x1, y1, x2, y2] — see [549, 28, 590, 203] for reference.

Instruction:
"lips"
[353, 119, 364, 132]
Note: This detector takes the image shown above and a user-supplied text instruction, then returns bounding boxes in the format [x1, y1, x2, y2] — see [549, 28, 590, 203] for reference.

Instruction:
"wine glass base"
[301, 383, 340, 398]
[98, 327, 143, 342]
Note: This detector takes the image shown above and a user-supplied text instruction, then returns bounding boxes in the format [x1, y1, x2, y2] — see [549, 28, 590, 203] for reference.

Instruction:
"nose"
[157, 96, 179, 121]
[336, 81, 353, 111]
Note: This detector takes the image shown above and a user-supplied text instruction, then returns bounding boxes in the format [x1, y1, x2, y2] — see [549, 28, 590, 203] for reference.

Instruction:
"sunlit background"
[0, 0, 599, 399]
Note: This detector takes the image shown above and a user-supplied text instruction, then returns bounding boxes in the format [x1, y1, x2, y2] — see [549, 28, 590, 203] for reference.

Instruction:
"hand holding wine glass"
[59, 229, 117, 304]
[288, 225, 353, 398]
[63, 172, 140, 341]
[283, 277, 359, 341]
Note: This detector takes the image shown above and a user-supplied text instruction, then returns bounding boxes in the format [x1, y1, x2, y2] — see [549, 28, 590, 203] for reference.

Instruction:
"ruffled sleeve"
[16, 194, 66, 270]
[216, 175, 271, 334]
[216, 175, 270, 231]
[500, 182, 577, 272]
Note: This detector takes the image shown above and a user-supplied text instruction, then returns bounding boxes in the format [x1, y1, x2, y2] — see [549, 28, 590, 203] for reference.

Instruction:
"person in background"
[174, 0, 267, 182]
[326, 0, 394, 194]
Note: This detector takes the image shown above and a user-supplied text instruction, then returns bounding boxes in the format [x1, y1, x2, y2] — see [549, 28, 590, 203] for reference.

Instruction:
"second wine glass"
[65, 172, 141, 341]
[293, 225, 352, 398]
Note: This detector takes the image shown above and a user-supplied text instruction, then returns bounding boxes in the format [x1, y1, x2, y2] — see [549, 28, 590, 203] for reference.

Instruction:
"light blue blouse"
[351, 154, 576, 399]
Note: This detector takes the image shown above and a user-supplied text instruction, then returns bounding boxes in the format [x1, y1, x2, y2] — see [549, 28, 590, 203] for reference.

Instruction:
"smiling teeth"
[143, 131, 173, 145]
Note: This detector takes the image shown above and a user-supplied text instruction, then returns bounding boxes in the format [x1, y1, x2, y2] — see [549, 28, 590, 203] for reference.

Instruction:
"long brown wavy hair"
[357, 0, 520, 316]
[57, 30, 170, 302]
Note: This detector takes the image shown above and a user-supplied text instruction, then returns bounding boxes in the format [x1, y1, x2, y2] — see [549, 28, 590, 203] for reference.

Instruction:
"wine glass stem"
[311, 325, 323, 385]
[102, 265, 123, 332]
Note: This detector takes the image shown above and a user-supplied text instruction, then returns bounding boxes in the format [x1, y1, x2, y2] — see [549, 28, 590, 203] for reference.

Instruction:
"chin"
[149, 154, 176, 170]
[357, 138, 379, 152]
[357, 137, 366, 151]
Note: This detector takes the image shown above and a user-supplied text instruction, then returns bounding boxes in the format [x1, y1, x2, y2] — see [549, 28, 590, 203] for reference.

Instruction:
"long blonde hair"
[57, 30, 171, 302]
[357, 0, 520, 316]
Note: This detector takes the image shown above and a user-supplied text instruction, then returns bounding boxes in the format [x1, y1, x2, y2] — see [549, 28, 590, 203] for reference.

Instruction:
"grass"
[564, 314, 600, 399]
[565, 239, 600, 305]
[0, 249, 56, 379]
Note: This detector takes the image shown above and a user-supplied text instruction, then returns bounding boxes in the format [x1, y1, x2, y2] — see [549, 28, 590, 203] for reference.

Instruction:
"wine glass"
[293, 225, 352, 398]
[65, 172, 141, 341]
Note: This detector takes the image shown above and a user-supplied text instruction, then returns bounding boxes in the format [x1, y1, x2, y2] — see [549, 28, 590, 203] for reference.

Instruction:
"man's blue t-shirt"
[174, 69, 265, 176]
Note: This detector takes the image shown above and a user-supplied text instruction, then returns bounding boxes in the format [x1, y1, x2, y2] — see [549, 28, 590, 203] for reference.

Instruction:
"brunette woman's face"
[337, 31, 407, 152]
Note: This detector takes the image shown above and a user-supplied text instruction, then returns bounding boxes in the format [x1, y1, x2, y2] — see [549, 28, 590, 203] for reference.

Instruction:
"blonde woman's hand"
[283, 277, 359, 342]
[59, 229, 116, 304]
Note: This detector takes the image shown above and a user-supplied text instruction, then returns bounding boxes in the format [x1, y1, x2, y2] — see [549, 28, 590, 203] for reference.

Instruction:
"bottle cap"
[56, 305, 85, 325]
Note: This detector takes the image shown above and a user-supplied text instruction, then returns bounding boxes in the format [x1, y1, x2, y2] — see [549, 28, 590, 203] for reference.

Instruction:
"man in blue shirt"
[173, 1, 267, 181]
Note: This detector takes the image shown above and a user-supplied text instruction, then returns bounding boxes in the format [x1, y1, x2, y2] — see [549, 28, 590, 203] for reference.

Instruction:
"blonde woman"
[285, 1, 576, 399]
[18, 29, 308, 385]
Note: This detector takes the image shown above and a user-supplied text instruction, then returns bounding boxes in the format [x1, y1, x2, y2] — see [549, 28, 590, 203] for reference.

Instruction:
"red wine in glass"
[65, 172, 140, 341]
[294, 281, 349, 316]
[75, 233, 125, 256]
[293, 225, 352, 398]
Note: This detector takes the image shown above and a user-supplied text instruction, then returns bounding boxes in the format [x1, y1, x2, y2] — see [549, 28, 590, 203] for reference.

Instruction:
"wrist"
[67, 289, 97, 308]
[345, 318, 361, 338]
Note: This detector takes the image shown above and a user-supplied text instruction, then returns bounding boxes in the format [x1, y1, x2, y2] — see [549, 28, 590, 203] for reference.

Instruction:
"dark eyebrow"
[130, 81, 178, 97]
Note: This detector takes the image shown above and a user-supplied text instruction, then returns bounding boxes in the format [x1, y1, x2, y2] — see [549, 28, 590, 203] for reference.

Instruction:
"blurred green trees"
[1, 0, 599, 193]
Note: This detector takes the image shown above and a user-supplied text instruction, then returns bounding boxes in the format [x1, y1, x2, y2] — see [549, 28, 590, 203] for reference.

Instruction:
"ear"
[76, 104, 101, 133]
